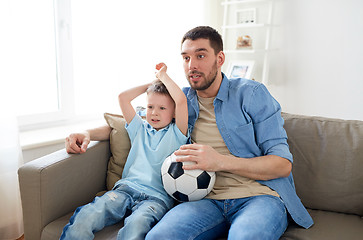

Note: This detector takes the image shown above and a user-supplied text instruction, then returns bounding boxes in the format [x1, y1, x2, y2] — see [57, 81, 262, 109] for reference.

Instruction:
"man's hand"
[65, 132, 91, 154]
[174, 143, 222, 172]
[174, 143, 292, 180]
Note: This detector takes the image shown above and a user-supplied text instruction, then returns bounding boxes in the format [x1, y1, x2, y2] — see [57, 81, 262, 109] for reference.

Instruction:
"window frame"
[17, 0, 212, 131]
[18, 0, 76, 130]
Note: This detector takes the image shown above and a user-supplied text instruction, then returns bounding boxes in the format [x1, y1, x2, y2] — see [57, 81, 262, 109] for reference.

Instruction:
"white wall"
[22, 142, 64, 163]
[20, 1, 363, 162]
[268, 0, 363, 120]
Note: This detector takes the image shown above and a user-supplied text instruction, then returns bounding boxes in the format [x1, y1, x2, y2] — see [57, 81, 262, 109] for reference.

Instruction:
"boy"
[60, 63, 188, 240]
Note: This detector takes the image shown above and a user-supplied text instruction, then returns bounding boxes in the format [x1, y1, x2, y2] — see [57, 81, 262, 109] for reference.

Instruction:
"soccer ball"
[161, 153, 216, 202]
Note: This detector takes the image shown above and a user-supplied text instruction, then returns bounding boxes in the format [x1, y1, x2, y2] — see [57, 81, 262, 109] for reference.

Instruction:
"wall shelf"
[221, 0, 275, 84]
[221, 0, 273, 6]
[222, 23, 269, 29]
[224, 48, 276, 54]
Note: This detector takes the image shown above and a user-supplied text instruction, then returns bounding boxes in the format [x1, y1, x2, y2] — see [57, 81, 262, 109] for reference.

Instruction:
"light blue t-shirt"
[114, 114, 188, 208]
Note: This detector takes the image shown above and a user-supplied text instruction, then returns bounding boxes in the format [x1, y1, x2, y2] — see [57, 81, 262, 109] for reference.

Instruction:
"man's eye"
[183, 56, 190, 61]
[198, 55, 205, 59]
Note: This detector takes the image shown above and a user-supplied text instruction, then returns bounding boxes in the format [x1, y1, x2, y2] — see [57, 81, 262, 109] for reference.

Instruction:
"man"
[66, 26, 313, 239]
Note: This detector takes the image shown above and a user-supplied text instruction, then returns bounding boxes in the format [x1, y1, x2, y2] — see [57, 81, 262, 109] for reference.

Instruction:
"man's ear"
[217, 51, 225, 67]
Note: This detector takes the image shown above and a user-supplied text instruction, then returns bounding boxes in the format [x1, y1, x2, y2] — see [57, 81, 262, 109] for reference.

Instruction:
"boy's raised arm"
[155, 63, 188, 136]
[118, 83, 150, 124]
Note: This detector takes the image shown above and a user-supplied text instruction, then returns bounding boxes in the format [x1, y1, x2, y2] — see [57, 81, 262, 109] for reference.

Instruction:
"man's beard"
[187, 61, 218, 91]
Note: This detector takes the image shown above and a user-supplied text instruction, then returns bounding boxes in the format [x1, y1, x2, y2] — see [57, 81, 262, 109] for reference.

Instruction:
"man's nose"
[188, 58, 198, 71]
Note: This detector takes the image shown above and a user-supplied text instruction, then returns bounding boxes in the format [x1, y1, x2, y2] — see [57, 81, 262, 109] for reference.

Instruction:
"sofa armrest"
[18, 140, 111, 240]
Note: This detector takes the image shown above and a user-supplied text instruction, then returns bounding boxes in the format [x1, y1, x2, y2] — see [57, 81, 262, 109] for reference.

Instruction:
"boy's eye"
[160, 107, 166, 110]
[147, 106, 153, 109]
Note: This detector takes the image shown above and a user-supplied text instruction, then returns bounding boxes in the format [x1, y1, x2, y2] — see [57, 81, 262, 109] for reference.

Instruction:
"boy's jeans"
[60, 184, 168, 240]
[146, 195, 288, 240]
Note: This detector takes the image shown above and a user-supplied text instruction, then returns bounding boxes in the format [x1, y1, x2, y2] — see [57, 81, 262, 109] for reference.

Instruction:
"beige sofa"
[18, 113, 363, 240]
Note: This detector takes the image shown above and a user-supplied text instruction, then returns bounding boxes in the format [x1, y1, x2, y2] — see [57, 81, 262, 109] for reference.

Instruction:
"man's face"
[181, 38, 223, 97]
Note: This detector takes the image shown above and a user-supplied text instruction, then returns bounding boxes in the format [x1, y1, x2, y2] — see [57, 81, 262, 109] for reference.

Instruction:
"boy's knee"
[61, 223, 94, 240]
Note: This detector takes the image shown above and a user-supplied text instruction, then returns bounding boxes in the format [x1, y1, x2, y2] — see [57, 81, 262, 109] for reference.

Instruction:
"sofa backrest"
[282, 113, 363, 216]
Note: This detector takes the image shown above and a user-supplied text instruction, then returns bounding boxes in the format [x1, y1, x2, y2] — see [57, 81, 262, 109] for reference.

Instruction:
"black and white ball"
[161, 153, 216, 202]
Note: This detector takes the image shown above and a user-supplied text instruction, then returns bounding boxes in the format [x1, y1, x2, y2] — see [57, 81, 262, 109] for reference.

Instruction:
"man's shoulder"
[222, 77, 265, 100]
[227, 77, 261, 91]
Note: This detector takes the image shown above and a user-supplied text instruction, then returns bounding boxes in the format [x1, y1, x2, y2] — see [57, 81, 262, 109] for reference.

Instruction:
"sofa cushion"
[281, 209, 363, 240]
[104, 113, 131, 190]
[42, 212, 123, 240]
[282, 113, 363, 216]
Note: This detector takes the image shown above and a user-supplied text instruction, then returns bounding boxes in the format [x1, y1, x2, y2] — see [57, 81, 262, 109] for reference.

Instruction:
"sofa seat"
[42, 208, 363, 240]
[281, 209, 363, 239]
[41, 213, 123, 240]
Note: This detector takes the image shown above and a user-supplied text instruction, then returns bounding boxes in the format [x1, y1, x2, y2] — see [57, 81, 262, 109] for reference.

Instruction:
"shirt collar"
[215, 72, 229, 102]
[145, 120, 170, 134]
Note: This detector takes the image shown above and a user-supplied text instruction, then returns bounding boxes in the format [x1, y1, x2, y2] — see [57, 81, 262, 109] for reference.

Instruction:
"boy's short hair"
[181, 26, 223, 55]
[147, 80, 171, 98]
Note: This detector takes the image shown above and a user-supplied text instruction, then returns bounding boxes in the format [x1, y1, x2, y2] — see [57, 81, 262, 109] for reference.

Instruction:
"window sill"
[19, 119, 105, 150]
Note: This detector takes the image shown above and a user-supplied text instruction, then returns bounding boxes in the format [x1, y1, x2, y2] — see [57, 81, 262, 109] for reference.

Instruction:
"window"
[70, 0, 206, 115]
[2, 0, 60, 127]
[8, 0, 207, 129]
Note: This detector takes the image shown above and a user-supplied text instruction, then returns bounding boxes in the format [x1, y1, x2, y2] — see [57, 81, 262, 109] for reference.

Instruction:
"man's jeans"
[60, 184, 168, 240]
[146, 195, 288, 240]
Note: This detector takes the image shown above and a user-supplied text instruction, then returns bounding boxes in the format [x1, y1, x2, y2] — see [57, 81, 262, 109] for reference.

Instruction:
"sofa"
[18, 112, 363, 240]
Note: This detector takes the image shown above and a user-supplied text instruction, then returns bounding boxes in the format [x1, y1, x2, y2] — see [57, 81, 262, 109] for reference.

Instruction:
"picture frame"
[236, 35, 253, 49]
[236, 8, 256, 25]
[227, 60, 255, 79]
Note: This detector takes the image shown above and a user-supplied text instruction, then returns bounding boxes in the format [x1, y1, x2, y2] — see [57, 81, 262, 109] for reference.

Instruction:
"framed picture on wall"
[236, 35, 253, 49]
[236, 8, 256, 25]
[227, 60, 255, 79]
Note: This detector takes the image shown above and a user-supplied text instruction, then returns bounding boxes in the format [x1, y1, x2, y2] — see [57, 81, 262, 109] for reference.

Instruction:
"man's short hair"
[181, 26, 223, 55]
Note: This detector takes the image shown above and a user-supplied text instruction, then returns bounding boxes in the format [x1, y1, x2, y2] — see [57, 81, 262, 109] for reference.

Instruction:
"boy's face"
[146, 93, 175, 130]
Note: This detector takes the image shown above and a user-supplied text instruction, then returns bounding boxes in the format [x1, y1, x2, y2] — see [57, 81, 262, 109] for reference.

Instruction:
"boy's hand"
[155, 62, 167, 79]
[156, 62, 167, 71]
[65, 132, 90, 154]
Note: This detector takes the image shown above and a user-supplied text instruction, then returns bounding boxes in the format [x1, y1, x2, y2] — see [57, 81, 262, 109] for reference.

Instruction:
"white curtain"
[0, 113, 24, 240]
[0, 1, 24, 238]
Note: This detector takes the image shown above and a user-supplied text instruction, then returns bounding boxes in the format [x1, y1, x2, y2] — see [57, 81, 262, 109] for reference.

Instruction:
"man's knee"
[145, 226, 165, 240]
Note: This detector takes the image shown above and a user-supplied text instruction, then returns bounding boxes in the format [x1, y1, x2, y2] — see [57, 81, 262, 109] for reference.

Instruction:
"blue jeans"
[60, 184, 168, 240]
[146, 195, 288, 240]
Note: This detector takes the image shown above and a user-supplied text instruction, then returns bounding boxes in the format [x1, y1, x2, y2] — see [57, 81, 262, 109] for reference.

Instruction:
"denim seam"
[190, 218, 226, 240]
